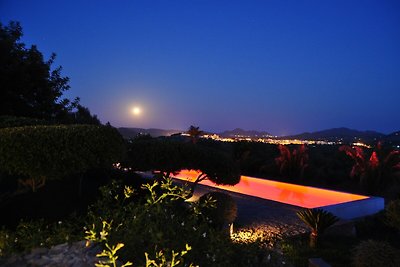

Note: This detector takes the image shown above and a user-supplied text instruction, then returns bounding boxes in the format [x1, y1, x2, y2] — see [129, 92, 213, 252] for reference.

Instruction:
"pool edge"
[320, 196, 385, 220]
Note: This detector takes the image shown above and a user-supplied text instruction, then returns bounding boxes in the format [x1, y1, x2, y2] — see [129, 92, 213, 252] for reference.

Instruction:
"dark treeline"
[0, 21, 100, 125]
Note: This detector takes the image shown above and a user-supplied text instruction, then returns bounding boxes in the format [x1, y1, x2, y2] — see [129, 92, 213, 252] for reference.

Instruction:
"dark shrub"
[386, 199, 400, 232]
[199, 191, 237, 229]
[353, 240, 400, 267]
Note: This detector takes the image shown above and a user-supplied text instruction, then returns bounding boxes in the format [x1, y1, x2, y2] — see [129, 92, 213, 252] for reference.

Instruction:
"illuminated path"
[173, 170, 384, 219]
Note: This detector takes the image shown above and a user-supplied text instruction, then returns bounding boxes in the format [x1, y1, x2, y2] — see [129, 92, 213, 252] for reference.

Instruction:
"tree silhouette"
[339, 144, 400, 194]
[0, 21, 98, 124]
[275, 144, 309, 180]
[124, 139, 240, 192]
[187, 125, 203, 144]
[187, 145, 240, 192]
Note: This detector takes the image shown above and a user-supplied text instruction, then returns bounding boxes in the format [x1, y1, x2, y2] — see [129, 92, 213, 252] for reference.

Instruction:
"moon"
[132, 107, 141, 116]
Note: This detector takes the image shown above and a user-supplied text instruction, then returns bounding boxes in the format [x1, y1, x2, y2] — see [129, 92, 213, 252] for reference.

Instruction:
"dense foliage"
[275, 144, 309, 180]
[199, 191, 237, 229]
[0, 219, 81, 257]
[386, 199, 400, 232]
[352, 240, 400, 267]
[340, 144, 400, 194]
[0, 125, 124, 191]
[85, 177, 278, 266]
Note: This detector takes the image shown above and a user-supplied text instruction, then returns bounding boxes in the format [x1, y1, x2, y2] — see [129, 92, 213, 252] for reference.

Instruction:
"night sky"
[1, 0, 399, 135]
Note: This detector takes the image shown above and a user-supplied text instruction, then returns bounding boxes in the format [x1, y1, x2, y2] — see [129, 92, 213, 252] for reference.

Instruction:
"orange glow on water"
[173, 170, 369, 208]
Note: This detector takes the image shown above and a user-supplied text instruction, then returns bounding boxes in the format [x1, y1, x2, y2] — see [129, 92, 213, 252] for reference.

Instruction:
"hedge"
[0, 125, 125, 190]
[0, 115, 49, 128]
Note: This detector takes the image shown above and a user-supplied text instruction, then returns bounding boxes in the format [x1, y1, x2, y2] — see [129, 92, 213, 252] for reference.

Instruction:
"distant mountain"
[117, 126, 400, 145]
[281, 127, 385, 143]
[385, 131, 400, 143]
[118, 127, 183, 139]
[387, 131, 400, 137]
[219, 128, 272, 138]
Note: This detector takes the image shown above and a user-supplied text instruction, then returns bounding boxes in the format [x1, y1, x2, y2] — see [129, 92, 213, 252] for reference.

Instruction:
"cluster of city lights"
[201, 134, 340, 145]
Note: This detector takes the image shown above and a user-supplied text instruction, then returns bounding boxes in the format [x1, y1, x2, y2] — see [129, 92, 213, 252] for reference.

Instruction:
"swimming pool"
[173, 170, 384, 219]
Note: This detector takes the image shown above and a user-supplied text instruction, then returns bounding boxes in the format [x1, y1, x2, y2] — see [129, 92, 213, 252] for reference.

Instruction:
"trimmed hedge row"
[0, 116, 49, 129]
[0, 125, 125, 182]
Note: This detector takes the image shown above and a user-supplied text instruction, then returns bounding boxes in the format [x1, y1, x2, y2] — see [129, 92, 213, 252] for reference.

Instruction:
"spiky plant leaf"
[297, 208, 339, 234]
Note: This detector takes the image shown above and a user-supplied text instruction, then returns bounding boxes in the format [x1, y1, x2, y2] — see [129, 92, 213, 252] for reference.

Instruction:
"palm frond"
[297, 208, 339, 234]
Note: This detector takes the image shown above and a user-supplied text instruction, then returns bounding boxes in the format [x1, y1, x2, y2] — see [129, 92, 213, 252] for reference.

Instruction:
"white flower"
[181, 221, 185, 226]
[202, 232, 207, 238]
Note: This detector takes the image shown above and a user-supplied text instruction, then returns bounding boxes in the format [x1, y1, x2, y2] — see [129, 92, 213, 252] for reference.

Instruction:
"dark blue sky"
[1, 0, 399, 135]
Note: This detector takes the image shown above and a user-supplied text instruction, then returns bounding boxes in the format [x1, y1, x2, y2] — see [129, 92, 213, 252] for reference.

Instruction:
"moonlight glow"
[132, 107, 141, 116]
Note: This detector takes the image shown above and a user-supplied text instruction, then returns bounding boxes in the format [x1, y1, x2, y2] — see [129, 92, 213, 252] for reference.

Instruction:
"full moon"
[132, 107, 141, 116]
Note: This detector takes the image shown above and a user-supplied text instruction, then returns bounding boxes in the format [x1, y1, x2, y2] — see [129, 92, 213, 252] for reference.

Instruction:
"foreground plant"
[145, 244, 196, 267]
[85, 219, 195, 267]
[85, 175, 279, 266]
[296, 209, 339, 248]
[85, 178, 198, 266]
[0, 218, 81, 257]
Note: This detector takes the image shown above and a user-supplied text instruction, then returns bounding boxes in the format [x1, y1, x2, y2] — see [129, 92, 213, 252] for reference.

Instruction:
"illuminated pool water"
[173, 170, 384, 219]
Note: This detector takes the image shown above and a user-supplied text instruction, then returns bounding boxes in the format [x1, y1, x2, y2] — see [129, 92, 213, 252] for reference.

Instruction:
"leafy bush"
[0, 125, 125, 191]
[199, 191, 237, 229]
[280, 234, 357, 267]
[386, 199, 400, 232]
[86, 177, 276, 266]
[353, 240, 400, 267]
[354, 211, 389, 240]
[0, 218, 82, 257]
